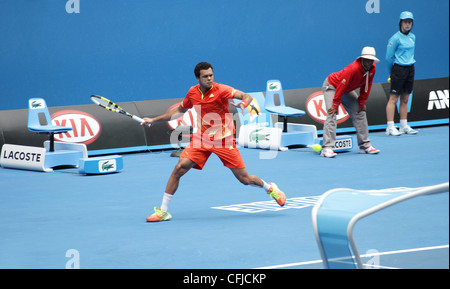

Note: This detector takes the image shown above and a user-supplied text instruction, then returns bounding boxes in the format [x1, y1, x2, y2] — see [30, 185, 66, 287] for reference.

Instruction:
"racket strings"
[91, 95, 136, 119]
[92, 96, 122, 113]
[105, 103, 121, 113]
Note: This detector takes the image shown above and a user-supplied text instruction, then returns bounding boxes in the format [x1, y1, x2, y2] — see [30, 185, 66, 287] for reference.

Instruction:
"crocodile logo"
[268, 82, 280, 91]
[101, 161, 115, 171]
[249, 128, 270, 143]
[31, 100, 43, 108]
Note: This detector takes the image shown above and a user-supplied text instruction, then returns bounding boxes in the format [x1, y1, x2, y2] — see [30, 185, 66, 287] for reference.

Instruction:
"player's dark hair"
[194, 62, 213, 78]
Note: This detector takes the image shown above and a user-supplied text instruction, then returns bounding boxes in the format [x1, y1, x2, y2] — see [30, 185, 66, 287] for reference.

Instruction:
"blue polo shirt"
[386, 31, 416, 73]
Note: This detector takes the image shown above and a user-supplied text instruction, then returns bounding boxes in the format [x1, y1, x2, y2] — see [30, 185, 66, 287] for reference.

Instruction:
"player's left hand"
[230, 102, 246, 115]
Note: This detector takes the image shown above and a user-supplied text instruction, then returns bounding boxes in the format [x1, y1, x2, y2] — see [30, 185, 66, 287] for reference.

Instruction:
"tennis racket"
[90, 95, 150, 126]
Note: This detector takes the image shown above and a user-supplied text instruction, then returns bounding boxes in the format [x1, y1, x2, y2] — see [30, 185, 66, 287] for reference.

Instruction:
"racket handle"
[132, 115, 151, 127]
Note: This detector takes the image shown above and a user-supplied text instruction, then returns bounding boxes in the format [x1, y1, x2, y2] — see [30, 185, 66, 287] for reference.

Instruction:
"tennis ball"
[313, 144, 322, 153]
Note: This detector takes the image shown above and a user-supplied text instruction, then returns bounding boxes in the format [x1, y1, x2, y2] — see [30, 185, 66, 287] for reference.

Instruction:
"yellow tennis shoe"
[146, 207, 172, 222]
[268, 183, 286, 206]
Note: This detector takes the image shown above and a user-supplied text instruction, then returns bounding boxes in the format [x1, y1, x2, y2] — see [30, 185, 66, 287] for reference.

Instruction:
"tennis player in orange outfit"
[141, 62, 286, 222]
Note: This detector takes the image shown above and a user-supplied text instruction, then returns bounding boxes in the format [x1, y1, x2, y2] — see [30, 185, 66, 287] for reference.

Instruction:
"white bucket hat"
[358, 46, 380, 63]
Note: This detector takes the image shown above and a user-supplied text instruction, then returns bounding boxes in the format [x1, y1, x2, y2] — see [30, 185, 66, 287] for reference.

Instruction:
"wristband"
[240, 100, 249, 108]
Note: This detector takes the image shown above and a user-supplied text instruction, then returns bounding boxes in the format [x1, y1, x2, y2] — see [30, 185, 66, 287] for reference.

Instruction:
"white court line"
[211, 196, 321, 213]
[254, 244, 449, 269]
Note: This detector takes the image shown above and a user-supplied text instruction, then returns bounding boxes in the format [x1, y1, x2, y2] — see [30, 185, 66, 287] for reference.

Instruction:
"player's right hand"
[141, 117, 154, 126]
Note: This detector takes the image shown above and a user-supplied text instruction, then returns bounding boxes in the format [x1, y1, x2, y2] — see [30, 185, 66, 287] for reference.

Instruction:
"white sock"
[400, 119, 408, 128]
[161, 193, 173, 211]
[387, 121, 395, 128]
[262, 180, 272, 192]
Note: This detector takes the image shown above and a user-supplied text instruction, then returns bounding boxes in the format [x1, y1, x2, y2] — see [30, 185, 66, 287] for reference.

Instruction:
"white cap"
[357, 46, 380, 63]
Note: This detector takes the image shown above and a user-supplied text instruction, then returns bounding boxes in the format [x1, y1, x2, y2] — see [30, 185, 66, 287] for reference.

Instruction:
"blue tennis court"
[0, 125, 448, 269]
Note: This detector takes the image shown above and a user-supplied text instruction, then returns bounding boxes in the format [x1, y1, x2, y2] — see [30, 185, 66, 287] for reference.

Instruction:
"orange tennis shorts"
[180, 138, 245, 170]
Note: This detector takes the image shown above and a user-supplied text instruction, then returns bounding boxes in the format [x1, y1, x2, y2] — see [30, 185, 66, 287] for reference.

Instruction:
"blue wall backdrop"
[1, 0, 449, 110]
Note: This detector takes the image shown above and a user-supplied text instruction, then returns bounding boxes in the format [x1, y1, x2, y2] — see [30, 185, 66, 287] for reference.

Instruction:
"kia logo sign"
[51, 110, 101, 145]
[305, 91, 350, 124]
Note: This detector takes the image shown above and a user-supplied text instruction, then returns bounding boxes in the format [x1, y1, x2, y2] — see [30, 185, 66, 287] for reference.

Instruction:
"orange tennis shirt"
[181, 82, 237, 144]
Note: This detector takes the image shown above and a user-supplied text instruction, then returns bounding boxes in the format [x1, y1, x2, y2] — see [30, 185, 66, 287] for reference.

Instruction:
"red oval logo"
[51, 110, 101, 145]
[305, 91, 350, 124]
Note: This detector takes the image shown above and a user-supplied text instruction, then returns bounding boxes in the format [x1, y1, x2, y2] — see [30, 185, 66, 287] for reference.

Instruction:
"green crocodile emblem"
[249, 129, 270, 143]
[102, 161, 115, 171]
[269, 83, 279, 90]
[31, 101, 42, 108]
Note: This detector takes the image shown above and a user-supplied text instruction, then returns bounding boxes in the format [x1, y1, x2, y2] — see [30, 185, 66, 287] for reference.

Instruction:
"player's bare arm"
[230, 90, 253, 115]
[141, 105, 188, 126]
